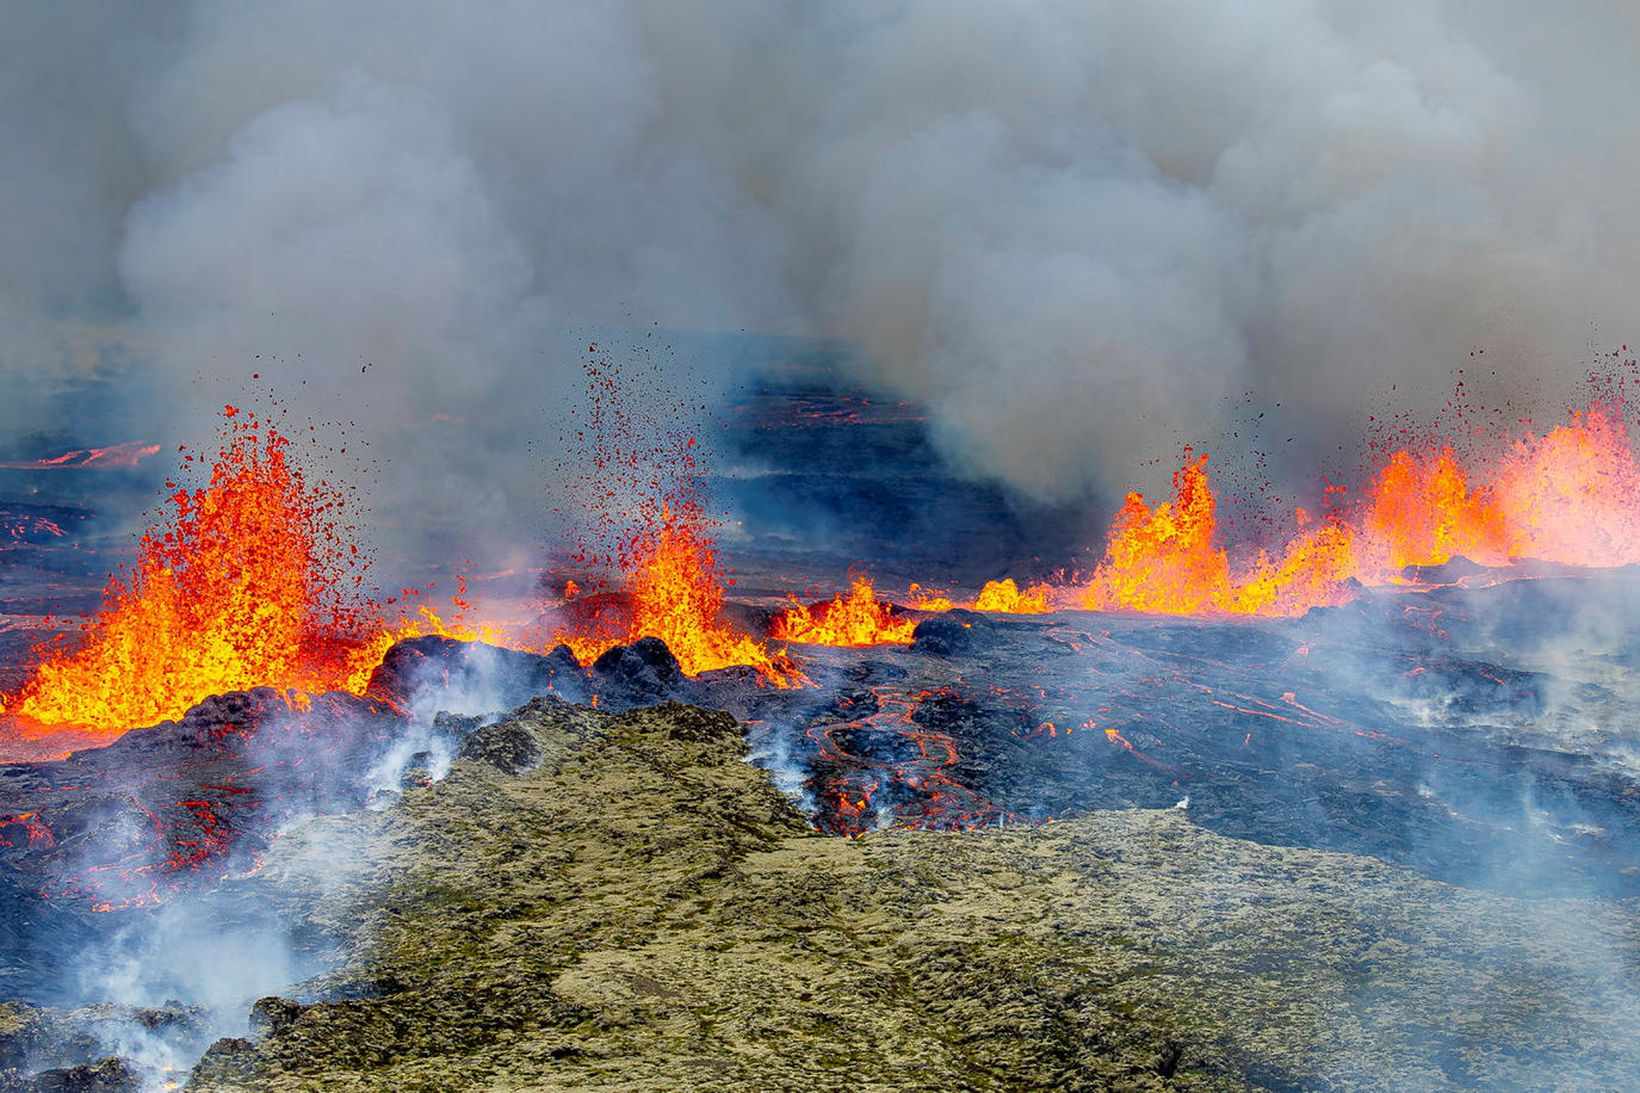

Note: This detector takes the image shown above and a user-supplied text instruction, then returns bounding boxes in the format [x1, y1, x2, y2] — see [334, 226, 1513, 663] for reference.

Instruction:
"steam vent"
[5, 5, 1640, 1090]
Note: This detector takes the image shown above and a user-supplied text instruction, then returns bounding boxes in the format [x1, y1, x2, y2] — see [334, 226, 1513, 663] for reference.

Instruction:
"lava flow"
[0, 441, 163, 471]
[1084, 399, 1640, 617]
[0, 408, 395, 736]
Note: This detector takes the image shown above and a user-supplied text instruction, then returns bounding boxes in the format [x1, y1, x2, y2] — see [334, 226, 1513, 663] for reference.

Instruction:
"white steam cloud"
[2, 0, 1638, 532]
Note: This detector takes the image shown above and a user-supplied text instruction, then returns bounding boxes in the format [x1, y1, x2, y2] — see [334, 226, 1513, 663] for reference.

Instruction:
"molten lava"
[771, 577, 917, 646]
[549, 345, 797, 684]
[1083, 453, 1355, 617]
[1, 408, 385, 735]
[906, 584, 955, 612]
[971, 578, 1053, 614]
[1385, 401, 1640, 570]
[910, 579, 1052, 614]
[0, 441, 163, 470]
[1084, 400, 1640, 617]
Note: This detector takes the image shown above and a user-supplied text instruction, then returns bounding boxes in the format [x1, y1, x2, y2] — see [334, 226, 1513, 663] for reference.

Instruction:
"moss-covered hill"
[190, 698, 1640, 1091]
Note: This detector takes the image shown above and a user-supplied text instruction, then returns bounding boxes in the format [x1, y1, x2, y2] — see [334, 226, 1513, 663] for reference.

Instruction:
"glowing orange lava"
[554, 500, 797, 684]
[971, 578, 1053, 614]
[907, 584, 955, 612]
[1084, 400, 1640, 617]
[549, 346, 798, 685]
[1, 408, 387, 735]
[909, 579, 1052, 614]
[1081, 452, 1348, 617]
[771, 577, 917, 646]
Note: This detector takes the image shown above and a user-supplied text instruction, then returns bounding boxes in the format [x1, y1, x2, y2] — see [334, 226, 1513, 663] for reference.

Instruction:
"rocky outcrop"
[0, 1003, 208, 1092]
[184, 697, 1640, 1091]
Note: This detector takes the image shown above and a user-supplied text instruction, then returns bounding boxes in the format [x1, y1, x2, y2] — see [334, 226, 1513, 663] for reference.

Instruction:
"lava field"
[4, 567, 1638, 1012]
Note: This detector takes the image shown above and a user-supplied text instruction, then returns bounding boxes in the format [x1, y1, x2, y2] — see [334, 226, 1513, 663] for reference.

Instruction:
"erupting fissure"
[9, 370, 1640, 746]
[554, 496, 799, 684]
[0, 408, 479, 737]
[772, 577, 918, 647]
[1083, 399, 1640, 616]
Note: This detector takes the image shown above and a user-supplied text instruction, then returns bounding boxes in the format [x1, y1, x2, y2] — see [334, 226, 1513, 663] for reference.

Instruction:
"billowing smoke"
[2, 0, 1638, 544]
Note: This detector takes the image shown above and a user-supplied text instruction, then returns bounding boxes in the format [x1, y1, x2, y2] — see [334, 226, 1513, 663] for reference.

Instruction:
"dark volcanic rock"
[7, 1057, 137, 1093]
[591, 636, 688, 703]
[367, 635, 588, 708]
[658, 702, 738, 745]
[0, 1003, 208, 1093]
[911, 609, 993, 656]
[180, 697, 1640, 1091]
[189, 1039, 258, 1088]
[247, 997, 301, 1042]
[751, 580, 1640, 897]
[456, 721, 540, 775]
[1402, 555, 1491, 584]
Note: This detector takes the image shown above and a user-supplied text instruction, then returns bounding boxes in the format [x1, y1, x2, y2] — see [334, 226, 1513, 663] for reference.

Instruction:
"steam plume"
[1, 0, 1636, 534]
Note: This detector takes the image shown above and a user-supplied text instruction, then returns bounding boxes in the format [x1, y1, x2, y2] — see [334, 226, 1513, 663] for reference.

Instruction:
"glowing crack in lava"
[0, 407, 392, 736]
[0, 441, 163, 470]
[771, 577, 918, 646]
[1085, 400, 1640, 616]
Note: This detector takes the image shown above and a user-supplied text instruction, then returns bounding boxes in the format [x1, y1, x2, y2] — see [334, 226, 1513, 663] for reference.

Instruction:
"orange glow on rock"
[344, 602, 503, 696]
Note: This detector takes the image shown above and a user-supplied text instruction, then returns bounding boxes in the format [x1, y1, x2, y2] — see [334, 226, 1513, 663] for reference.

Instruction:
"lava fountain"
[1, 408, 392, 736]
[771, 577, 918, 646]
[1084, 399, 1640, 616]
[554, 494, 799, 684]
[550, 348, 798, 685]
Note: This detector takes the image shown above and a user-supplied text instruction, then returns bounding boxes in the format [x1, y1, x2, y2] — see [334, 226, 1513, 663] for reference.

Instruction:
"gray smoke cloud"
[2, 0, 1638, 547]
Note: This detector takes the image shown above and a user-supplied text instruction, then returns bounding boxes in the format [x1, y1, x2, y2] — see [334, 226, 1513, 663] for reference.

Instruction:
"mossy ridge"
[189, 697, 1640, 1091]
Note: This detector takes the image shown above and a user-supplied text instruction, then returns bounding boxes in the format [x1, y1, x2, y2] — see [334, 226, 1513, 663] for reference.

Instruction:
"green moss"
[186, 700, 1640, 1092]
